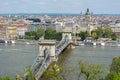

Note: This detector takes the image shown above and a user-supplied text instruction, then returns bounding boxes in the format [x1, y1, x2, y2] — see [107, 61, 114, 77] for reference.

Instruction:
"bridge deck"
[31, 39, 72, 80]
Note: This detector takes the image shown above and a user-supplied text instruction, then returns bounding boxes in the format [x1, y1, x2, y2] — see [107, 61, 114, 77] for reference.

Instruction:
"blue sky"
[0, 0, 120, 14]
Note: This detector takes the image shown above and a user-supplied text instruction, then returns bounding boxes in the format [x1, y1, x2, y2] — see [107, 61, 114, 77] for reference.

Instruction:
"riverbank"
[0, 39, 39, 45]
[76, 41, 120, 47]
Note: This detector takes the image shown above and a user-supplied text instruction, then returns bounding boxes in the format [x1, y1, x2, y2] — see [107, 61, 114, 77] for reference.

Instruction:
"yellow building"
[6, 26, 18, 39]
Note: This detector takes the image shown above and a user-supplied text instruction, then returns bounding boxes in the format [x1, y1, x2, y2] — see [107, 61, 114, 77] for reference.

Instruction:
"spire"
[85, 8, 90, 15]
[87, 8, 89, 12]
[80, 11, 82, 15]
[80, 11, 82, 17]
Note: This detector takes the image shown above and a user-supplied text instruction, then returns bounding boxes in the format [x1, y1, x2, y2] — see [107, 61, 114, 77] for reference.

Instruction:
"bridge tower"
[39, 40, 56, 62]
[62, 31, 72, 41]
[62, 31, 75, 48]
[31, 30, 75, 80]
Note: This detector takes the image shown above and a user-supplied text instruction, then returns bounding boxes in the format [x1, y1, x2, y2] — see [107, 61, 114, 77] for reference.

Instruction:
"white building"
[17, 24, 27, 37]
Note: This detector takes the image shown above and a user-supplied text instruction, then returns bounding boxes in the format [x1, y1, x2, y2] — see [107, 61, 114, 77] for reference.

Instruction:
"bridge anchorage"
[31, 31, 75, 80]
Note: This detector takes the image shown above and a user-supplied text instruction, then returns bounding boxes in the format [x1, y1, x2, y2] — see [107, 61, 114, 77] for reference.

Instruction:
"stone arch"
[64, 35, 69, 40]
[43, 47, 50, 60]
[72, 24, 80, 34]
[39, 40, 56, 61]
[62, 32, 72, 41]
[72, 24, 80, 43]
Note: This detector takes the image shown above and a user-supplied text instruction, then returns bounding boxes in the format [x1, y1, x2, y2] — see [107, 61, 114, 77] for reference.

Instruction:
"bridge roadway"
[31, 39, 72, 80]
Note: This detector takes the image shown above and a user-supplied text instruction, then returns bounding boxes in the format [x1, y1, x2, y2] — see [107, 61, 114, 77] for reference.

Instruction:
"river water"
[0, 44, 39, 79]
[59, 46, 120, 80]
[0, 44, 120, 79]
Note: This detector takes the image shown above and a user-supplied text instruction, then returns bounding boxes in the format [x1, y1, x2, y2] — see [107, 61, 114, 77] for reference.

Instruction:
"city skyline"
[0, 0, 120, 14]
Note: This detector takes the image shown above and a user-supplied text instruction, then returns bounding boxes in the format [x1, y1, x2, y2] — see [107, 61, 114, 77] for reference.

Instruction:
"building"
[79, 8, 96, 34]
[27, 23, 42, 32]
[17, 24, 27, 37]
[111, 23, 120, 36]
[6, 26, 17, 39]
[0, 24, 7, 39]
[56, 9, 96, 35]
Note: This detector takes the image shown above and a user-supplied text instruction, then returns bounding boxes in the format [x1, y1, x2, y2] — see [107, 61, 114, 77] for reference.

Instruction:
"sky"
[0, 0, 120, 14]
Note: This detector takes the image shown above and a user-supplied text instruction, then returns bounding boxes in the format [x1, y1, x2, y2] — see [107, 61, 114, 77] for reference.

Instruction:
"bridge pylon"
[62, 31, 72, 41]
[62, 31, 75, 48]
[38, 40, 57, 62]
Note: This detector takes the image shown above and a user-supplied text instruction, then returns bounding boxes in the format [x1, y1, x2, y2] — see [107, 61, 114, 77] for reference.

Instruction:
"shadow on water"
[57, 48, 72, 64]
[56, 48, 76, 80]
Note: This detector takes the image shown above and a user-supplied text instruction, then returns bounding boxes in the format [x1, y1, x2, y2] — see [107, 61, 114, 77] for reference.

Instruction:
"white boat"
[118, 44, 120, 47]
[93, 42, 96, 46]
[101, 42, 105, 46]
[26, 42, 30, 45]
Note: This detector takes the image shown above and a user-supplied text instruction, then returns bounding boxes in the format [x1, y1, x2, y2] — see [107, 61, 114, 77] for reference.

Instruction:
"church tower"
[85, 8, 93, 35]
[85, 8, 91, 23]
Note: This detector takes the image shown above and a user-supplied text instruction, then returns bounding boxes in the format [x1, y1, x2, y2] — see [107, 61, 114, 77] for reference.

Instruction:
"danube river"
[0, 44, 120, 79]
[0, 44, 39, 79]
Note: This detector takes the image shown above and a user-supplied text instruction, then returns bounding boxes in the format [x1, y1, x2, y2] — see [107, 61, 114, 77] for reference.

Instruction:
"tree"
[91, 31, 98, 40]
[91, 28, 117, 40]
[25, 31, 36, 40]
[103, 28, 112, 38]
[111, 33, 117, 40]
[24, 67, 36, 80]
[24, 27, 62, 40]
[0, 77, 11, 80]
[78, 60, 105, 80]
[105, 71, 120, 80]
[45, 28, 62, 40]
[45, 28, 55, 39]
[55, 32, 62, 41]
[79, 31, 89, 41]
[105, 57, 120, 80]
[110, 57, 120, 73]
[94, 28, 103, 38]
[35, 28, 45, 40]
[41, 63, 64, 80]
[15, 67, 36, 80]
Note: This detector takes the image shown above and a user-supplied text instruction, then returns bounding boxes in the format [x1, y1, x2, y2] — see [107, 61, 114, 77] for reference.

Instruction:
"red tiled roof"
[0, 24, 4, 27]
[17, 24, 27, 27]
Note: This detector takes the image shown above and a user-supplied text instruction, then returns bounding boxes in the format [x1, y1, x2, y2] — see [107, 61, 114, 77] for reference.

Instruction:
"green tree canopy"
[41, 63, 64, 80]
[25, 27, 62, 40]
[79, 31, 90, 41]
[35, 27, 45, 40]
[45, 28, 62, 41]
[91, 28, 117, 40]
[110, 57, 120, 73]
[0, 77, 11, 80]
[78, 60, 105, 80]
[105, 57, 120, 80]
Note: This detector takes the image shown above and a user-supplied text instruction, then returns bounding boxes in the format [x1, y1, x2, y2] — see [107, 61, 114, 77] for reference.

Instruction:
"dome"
[85, 8, 91, 15]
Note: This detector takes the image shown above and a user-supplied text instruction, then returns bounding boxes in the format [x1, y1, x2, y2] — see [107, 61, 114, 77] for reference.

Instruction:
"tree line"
[22, 27, 62, 41]
[79, 28, 117, 41]
[20, 27, 117, 41]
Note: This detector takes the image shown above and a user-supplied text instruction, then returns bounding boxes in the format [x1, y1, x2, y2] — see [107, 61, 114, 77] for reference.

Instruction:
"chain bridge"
[31, 31, 75, 80]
